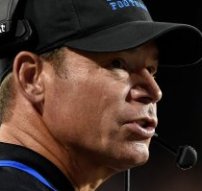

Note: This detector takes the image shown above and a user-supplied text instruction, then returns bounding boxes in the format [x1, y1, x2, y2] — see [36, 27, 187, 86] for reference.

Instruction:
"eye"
[110, 59, 127, 70]
[146, 65, 157, 76]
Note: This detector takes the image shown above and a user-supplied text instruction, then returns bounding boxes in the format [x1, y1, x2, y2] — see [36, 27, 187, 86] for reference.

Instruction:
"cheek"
[53, 77, 125, 147]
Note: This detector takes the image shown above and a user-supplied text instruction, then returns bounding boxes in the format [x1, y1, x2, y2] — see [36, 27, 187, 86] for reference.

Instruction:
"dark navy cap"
[1, 0, 202, 82]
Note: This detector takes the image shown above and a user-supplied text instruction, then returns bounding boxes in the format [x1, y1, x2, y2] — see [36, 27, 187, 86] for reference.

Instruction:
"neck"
[0, 106, 115, 191]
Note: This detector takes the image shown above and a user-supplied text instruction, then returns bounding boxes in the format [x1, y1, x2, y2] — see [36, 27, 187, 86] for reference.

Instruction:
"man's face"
[43, 42, 162, 171]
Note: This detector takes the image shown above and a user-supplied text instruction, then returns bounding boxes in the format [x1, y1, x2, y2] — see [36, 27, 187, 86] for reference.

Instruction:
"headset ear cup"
[0, 0, 34, 82]
[0, 0, 34, 55]
[0, 20, 34, 82]
[0, 0, 20, 36]
[0, 19, 34, 55]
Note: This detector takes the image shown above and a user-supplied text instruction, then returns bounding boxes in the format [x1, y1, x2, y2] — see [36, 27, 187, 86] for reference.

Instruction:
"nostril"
[136, 96, 153, 104]
[126, 88, 153, 104]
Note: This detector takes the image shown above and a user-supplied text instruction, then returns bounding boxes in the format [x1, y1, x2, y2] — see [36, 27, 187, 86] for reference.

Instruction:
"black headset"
[0, 0, 33, 82]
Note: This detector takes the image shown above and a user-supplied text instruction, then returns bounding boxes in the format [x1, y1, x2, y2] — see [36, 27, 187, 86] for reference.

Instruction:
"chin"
[129, 153, 149, 169]
[126, 142, 151, 169]
[111, 156, 149, 173]
[132, 142, 150, 164]
[135, 154, 149, 166]
[112, 144, 150, 171]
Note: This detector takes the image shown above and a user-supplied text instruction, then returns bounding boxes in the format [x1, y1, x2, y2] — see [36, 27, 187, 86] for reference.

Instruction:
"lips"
[123, 117, 157, 139]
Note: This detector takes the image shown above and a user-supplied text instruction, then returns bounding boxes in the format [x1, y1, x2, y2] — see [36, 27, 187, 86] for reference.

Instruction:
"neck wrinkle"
[0, 102, 115, 191]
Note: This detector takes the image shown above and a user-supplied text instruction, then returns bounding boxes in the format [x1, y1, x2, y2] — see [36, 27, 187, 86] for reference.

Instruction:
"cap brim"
[66, 21, 202, 66]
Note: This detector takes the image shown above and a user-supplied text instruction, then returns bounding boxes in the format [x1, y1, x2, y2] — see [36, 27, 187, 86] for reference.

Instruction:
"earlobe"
[13, 51, 45, 104]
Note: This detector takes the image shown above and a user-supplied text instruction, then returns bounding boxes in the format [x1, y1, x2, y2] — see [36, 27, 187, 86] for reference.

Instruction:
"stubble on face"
[44, 43, 160, 172]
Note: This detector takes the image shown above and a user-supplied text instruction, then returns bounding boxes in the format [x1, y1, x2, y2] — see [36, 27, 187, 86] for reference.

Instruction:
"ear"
[13, 51, 44, 104]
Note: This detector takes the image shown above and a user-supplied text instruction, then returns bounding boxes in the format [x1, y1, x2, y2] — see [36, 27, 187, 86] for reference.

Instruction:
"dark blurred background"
[98, 1, 202, 191]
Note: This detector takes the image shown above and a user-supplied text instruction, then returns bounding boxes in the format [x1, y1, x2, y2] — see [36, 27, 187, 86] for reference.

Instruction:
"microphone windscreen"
[176, 146, 198, 170]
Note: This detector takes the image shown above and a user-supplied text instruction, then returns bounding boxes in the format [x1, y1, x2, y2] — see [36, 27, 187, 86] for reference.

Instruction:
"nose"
[148, 75, 162, 103]
[129, 70, 162, 104]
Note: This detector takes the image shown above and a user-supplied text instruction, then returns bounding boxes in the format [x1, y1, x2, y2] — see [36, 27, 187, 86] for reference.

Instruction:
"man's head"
[0, 0, 202, 186]
[1, 41, 161, 171]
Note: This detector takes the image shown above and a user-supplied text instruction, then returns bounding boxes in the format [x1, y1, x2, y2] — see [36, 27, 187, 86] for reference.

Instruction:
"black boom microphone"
[153, 133, 198, 170]
[124, 133, 198, 191]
